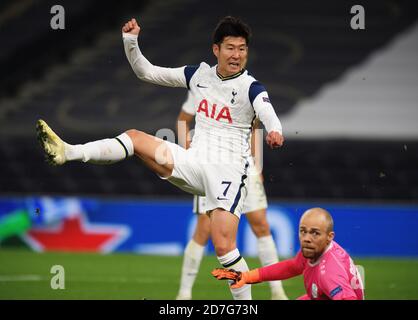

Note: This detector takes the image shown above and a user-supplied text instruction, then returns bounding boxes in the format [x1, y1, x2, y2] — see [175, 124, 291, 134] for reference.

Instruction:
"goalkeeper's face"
[212, 36, 248, 77]
[299, 212, 335, 262]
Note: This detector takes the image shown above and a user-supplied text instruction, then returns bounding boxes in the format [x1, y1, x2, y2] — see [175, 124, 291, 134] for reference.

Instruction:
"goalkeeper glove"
[211, 268, 261, 289]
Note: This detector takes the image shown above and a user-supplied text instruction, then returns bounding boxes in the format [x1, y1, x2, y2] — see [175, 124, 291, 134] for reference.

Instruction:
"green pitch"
[1, 248, 417, 299]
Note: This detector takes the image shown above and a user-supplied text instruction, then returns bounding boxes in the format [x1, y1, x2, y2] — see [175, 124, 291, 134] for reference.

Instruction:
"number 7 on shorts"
[217, 181, 232, 200]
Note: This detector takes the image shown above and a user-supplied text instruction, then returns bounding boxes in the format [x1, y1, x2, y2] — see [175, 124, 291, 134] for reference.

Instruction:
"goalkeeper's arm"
[212, 257, 303, 289]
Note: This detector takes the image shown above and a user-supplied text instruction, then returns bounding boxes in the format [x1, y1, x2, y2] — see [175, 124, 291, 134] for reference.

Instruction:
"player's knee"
[125, 129, 147, 152]
[125, 129, 143, 141]
[194, 214, 211, 244]
[194, 228, 210, 245]
[201, 221, 211, 237]
[252, 220, 271, 237]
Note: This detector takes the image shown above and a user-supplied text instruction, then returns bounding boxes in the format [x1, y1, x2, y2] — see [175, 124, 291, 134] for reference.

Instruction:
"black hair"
[212, 16, 252, 45]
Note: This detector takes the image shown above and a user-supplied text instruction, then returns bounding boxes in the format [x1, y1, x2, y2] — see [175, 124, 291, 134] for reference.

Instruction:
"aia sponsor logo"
[197, 99, 232, 123]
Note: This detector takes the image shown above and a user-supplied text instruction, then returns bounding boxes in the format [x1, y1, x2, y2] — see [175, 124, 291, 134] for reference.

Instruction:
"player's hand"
[122, 18, 140, 36]
[211, 268, 247, 289]
[266, 131, 284, 149]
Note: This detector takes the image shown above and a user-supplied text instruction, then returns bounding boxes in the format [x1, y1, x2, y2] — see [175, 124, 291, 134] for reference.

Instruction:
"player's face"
[299, 215, 334, 262]
[212, 36, 248, 77]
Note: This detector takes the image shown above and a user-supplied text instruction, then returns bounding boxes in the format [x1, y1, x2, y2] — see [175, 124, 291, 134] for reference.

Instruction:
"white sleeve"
[181, 92, 197, 115]
[252, 93, 283, 134]
[122, 33, 187, 88]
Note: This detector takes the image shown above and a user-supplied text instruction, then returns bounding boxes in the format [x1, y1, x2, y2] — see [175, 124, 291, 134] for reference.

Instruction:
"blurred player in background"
[212, 208, 365, 300]
[37, 16, 284, 300]
[176, 93, 287, 300]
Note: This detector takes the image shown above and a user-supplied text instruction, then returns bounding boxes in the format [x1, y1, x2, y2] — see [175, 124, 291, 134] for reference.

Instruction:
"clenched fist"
[122, 18, 140, 36]
[266, 131, 284, 149]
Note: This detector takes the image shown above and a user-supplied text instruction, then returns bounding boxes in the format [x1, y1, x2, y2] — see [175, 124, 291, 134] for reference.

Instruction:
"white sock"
[218, 248, 252, 300]
[257, 235, 286, 295]
[177, 239, 205, 299]
[65, 133, 134, 164]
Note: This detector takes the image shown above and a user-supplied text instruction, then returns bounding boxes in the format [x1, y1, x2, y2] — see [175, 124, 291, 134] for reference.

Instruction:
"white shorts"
[163, 141, 249, 217]
[192, 159, 267, 215]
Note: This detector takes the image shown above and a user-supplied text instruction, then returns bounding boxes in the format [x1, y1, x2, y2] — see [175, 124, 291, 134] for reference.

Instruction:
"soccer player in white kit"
[176, 93, 288, 300]
[36, 16, 284, 300]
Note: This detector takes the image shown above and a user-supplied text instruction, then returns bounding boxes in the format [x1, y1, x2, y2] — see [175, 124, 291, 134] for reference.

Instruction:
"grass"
[0, 248, 417, 299]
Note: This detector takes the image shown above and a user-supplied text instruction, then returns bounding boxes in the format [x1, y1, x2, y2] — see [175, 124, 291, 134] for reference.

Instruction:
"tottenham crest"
[231, 89, 237, 104]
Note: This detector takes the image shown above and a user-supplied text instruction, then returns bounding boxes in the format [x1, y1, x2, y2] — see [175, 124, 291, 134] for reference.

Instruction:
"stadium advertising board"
[1, 197, 417, 257]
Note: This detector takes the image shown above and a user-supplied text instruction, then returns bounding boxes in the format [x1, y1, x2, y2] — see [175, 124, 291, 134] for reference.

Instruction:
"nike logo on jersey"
[197, 99, 233, 124]
[216, 196, 229, 200]
[197, 83, 208, 88]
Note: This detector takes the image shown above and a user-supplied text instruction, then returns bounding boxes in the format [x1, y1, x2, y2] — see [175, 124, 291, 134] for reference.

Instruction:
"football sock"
[65, 133, 134, 164]
[177, 239, 205, 299]
[217, 248, 252, 300]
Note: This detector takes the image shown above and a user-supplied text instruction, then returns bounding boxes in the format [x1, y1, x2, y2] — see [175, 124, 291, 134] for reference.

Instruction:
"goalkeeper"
[212, 208, 364, 300]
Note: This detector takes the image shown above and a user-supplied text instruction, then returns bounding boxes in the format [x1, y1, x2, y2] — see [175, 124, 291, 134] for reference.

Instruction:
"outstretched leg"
[210, 208, 252, 300]
[36, 119, 174, 178]
[176, 213, 210, 300]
